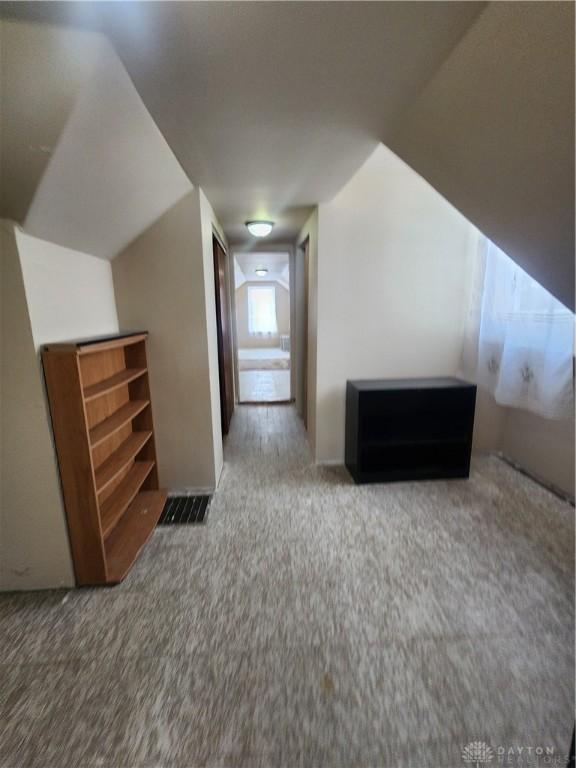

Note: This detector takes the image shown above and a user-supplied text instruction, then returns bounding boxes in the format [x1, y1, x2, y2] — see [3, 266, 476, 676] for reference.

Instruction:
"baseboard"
[214, 460, 224, 489]
[315, 459, 344, 467]
[167, 487, 214, 497]
[491, 451, 574, 506]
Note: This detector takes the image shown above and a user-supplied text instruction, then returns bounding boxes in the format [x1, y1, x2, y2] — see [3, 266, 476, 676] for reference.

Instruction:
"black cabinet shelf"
[361, 436, 469, 448]
[345, 377, 476, 484]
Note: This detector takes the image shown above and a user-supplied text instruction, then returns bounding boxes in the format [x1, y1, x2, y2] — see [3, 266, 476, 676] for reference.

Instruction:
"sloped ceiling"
[0, 2, 573, 307]
[106, 2, 487, 247]
[386, 1, 575, 310]
[0, 19, 192, 259]
[0, 1, 486, 247]
[0, 20, 97, 224]
[235, 252, 290, 288]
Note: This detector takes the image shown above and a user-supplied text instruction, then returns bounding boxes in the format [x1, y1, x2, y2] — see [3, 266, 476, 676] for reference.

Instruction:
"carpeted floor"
[238, 370, 290, 402]
[0, 405, 574, 767]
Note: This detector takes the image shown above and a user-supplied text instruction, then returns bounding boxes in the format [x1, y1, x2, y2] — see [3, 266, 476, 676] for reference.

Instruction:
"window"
[476, 240, 574, 419]
[248, 285, 278, 334]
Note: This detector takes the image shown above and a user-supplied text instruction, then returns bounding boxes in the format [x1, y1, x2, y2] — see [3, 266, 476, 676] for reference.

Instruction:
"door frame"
[230, 246, 295, 405]
[295, 236, 310, 428]
[229, 253, 241, 405]
[212, 232, 235, 434]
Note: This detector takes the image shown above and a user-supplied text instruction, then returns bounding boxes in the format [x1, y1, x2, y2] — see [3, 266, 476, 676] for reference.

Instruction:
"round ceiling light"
[246, 220, 274, 238]
[255, 268, 268, 277]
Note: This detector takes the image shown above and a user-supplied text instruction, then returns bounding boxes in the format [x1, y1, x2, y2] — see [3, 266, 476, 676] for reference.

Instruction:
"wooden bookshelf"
[89, 399, 150, 448]
[83, 367, 147, 402]
[42, 332, 166, 585]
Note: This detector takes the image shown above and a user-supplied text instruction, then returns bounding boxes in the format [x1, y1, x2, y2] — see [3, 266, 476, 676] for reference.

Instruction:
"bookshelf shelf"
[42, 332, 165, 585]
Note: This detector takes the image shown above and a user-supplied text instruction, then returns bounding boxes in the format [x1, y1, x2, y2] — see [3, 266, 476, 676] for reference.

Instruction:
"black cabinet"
[345, 377, 476, 484]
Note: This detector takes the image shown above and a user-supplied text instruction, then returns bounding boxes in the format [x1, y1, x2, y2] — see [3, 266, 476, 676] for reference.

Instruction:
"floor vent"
[159, 495, 211, 525]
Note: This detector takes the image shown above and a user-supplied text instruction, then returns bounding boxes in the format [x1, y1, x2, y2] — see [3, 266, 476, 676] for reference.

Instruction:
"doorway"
[232, 251, 291, 403]
[213, 235, 235, 434]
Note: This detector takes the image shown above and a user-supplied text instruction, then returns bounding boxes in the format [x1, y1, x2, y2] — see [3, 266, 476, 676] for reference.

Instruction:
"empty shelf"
[99, 460, 154, 538]
[83, 368, 147, 402]
[89, 400, 149, 449]
[105, 490, 167, 583]
[95, 431, 153, 494]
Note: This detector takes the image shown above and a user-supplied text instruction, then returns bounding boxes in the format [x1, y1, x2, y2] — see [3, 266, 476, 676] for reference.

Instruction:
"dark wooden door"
[213, 236, 234, 435]
[300, 238, 309, 429]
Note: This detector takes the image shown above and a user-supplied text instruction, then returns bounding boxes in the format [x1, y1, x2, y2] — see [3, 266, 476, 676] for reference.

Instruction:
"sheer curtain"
[476, 240, 574, 419]
[248, 285, 278, 335]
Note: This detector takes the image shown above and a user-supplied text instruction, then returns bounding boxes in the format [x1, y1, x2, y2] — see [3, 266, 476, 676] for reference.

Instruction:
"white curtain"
[476, 240, 574, 419]
[248, 285, 278, 334]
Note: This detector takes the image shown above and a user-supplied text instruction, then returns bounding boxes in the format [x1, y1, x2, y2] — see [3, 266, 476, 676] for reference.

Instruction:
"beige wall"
[16, 229, 119, 346]
[113, 189, 225, 493]
[1, 221, 120, 590]
[468, 386, 575, 499]
[462, 307, 575, 498]
[313, 143, 575, 496]
[235, 281, 290, 349]
[501, 409, 574, 498]
[0, 222, 74, 590]
[315, 145, 478, 463]
[387, 2, 575, 311]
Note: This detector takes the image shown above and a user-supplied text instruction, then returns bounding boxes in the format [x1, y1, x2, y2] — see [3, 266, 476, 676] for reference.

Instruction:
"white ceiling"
[0, 1, 485, 245]
[1, 2, 573, 307]
[0, 19, 192, 259]
[234, 251, 290, 288]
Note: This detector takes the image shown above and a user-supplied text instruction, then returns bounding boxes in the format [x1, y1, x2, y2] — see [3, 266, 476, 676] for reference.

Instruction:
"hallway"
[0, 405, 574, 767]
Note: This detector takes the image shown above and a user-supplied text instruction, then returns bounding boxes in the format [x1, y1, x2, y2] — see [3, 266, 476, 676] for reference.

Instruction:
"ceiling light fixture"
[255, 268, 268, 277]
[246, 220, 274, 238]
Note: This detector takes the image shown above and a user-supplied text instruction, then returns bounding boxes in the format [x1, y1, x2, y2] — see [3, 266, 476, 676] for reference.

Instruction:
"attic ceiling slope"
[0, 18, 193, 259]
[0, 1, 486, 246]
[386, 1, 575, 310]
[0, 19, 99, 223]
[106, 1, 487, 246]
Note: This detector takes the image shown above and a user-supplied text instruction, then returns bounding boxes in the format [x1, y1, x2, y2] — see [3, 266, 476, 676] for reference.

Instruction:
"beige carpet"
[1, 405, 573, 767]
